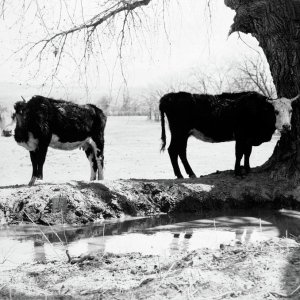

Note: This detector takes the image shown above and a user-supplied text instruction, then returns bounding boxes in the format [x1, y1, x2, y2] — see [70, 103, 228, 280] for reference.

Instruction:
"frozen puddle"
[0, 209, 299, 270]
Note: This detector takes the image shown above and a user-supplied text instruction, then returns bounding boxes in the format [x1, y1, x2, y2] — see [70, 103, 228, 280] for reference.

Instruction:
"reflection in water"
[33, 240, 46, 262]
[0, 209, 299, 270]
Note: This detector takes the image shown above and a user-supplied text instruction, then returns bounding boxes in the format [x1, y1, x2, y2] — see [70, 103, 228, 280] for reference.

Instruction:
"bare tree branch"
[0, 0, 155, 86]
[31, 0, 151, 54]
[238, 55, 276, 98]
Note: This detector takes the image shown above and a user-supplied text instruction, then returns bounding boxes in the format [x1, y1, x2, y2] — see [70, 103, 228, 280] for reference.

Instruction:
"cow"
[13, 95, 107, 186]
[159, 91, 299, 178]
[0, 109, 15, 136]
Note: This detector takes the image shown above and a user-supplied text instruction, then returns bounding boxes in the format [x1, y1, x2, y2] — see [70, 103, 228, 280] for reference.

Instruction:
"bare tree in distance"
[142, 87, 169, 121]
[188, 68, 211, 94]
[236, 55, 276, 98]
[188, 65, 240, 94]
[96, 95, 111, 115]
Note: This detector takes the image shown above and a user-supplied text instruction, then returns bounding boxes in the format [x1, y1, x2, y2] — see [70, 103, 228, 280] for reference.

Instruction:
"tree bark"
[225, 0, 300, 183]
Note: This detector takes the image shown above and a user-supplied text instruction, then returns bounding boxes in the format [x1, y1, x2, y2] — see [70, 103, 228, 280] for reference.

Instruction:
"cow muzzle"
[2, 129, 13, 137]
[282, 124, 291, 132]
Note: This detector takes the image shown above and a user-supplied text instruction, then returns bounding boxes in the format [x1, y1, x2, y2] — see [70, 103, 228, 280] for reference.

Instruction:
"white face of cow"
[0, 110, 16, 135]
[269, 95, 299, 132]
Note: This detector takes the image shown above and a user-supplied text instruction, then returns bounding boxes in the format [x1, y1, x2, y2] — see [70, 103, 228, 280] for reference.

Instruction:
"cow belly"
[17, 132, 39, 151]
[189, 128, 234, 143]
[190, 129, 219, 143]
[49, 134, 91, 150]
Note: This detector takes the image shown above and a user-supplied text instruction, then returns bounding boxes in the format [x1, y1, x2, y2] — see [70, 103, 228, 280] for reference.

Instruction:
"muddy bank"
[0, 237, 299, 299]
[1, 171, 300, 225]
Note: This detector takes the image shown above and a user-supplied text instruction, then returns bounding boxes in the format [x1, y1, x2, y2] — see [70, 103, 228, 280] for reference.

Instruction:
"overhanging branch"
[18, 0, 154, 83]
[33, 0, 152, 52]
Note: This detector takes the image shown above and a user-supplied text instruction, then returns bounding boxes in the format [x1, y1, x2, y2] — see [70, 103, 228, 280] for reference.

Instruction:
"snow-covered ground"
[0, 116, 279, 186]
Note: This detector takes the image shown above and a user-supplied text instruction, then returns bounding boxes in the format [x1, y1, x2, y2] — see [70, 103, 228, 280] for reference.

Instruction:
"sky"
[0, 0, 264, 104]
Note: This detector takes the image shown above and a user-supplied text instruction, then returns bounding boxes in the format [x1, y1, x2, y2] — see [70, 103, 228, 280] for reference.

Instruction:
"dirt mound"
[1, 237, 299, 299]
[1, 171, 300, 225]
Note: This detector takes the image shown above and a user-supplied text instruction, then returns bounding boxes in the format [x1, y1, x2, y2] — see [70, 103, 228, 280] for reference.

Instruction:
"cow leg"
[168, 136, 183, 179]
[36, 145, 48, 182]
[28, 145, 48, 186]
[91, 136, 104, 180]
[29, 151, 38, 186]
[178, 136, 196, 178]
[85, 143, 98, 181]
[234, 141, 244, 176]
[244, 144, 252, 173]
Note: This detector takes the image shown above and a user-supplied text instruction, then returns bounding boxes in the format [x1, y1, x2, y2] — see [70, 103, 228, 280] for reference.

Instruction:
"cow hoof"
[28, 177, 37, 186]
[29, 177, 44, 186]
[98, 172, 104, 180]
[189, 174, 197, 179]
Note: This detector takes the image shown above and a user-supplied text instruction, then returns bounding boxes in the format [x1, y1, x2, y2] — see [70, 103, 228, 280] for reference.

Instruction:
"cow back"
[15, 96, 106, 144]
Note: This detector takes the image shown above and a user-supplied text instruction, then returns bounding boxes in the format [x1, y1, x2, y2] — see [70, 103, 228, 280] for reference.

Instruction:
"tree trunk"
[225, 0, 300, 183]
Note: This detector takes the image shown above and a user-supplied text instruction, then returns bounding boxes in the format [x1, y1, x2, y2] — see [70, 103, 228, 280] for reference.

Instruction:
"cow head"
[268, 94, 300, 132]
[14, 97, 28, 128]
[0, 109, 16, 137]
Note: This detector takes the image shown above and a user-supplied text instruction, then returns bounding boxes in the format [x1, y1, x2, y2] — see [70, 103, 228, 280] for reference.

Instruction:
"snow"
[0, 116, 278, 186]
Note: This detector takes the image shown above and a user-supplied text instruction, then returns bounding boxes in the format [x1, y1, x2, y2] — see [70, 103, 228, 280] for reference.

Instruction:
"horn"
[21, 96, 26, 102]
[227, 23, 237, 38]
[290, 94, 300, 102]
[227, 27, 234, 37]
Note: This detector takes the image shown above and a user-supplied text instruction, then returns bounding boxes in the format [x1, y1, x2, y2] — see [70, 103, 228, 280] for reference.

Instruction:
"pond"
[0, 208, 299, 271]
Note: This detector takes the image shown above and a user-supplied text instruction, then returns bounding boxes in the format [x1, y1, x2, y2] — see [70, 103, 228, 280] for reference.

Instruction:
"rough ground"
[1, 170, 300, 225]
[0, 237, 299, 299]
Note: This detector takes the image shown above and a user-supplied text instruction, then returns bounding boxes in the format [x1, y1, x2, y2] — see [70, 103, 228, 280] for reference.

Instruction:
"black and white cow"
[13, 95, 107, 186]
[159, 91, 298, 178]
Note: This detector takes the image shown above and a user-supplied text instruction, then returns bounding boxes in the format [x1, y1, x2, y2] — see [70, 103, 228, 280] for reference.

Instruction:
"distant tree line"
[0, 55, 274, 121]
[98, 53, 275, 120]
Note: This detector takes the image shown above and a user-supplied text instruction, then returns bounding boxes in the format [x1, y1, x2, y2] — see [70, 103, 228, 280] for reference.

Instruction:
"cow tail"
[159, 101, 166, 152]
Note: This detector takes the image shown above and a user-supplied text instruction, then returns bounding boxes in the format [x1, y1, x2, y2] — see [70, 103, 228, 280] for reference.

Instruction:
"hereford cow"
[0, 109, 15, 136]
[13, 96, 106, 186]
[159, 91, 298, 178]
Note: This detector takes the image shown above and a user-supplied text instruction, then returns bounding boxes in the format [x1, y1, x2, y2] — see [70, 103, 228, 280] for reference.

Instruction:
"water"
[0, 209, 299, 271]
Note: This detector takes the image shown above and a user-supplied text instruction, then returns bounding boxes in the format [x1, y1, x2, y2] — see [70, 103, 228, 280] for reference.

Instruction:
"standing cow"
[159, 91, 298, 178]
[13, 95, 106, 186]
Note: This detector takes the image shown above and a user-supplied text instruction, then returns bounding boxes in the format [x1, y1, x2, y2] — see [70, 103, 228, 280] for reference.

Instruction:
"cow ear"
[290, 94, 300, 102]
[227, 24, 236, 37]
